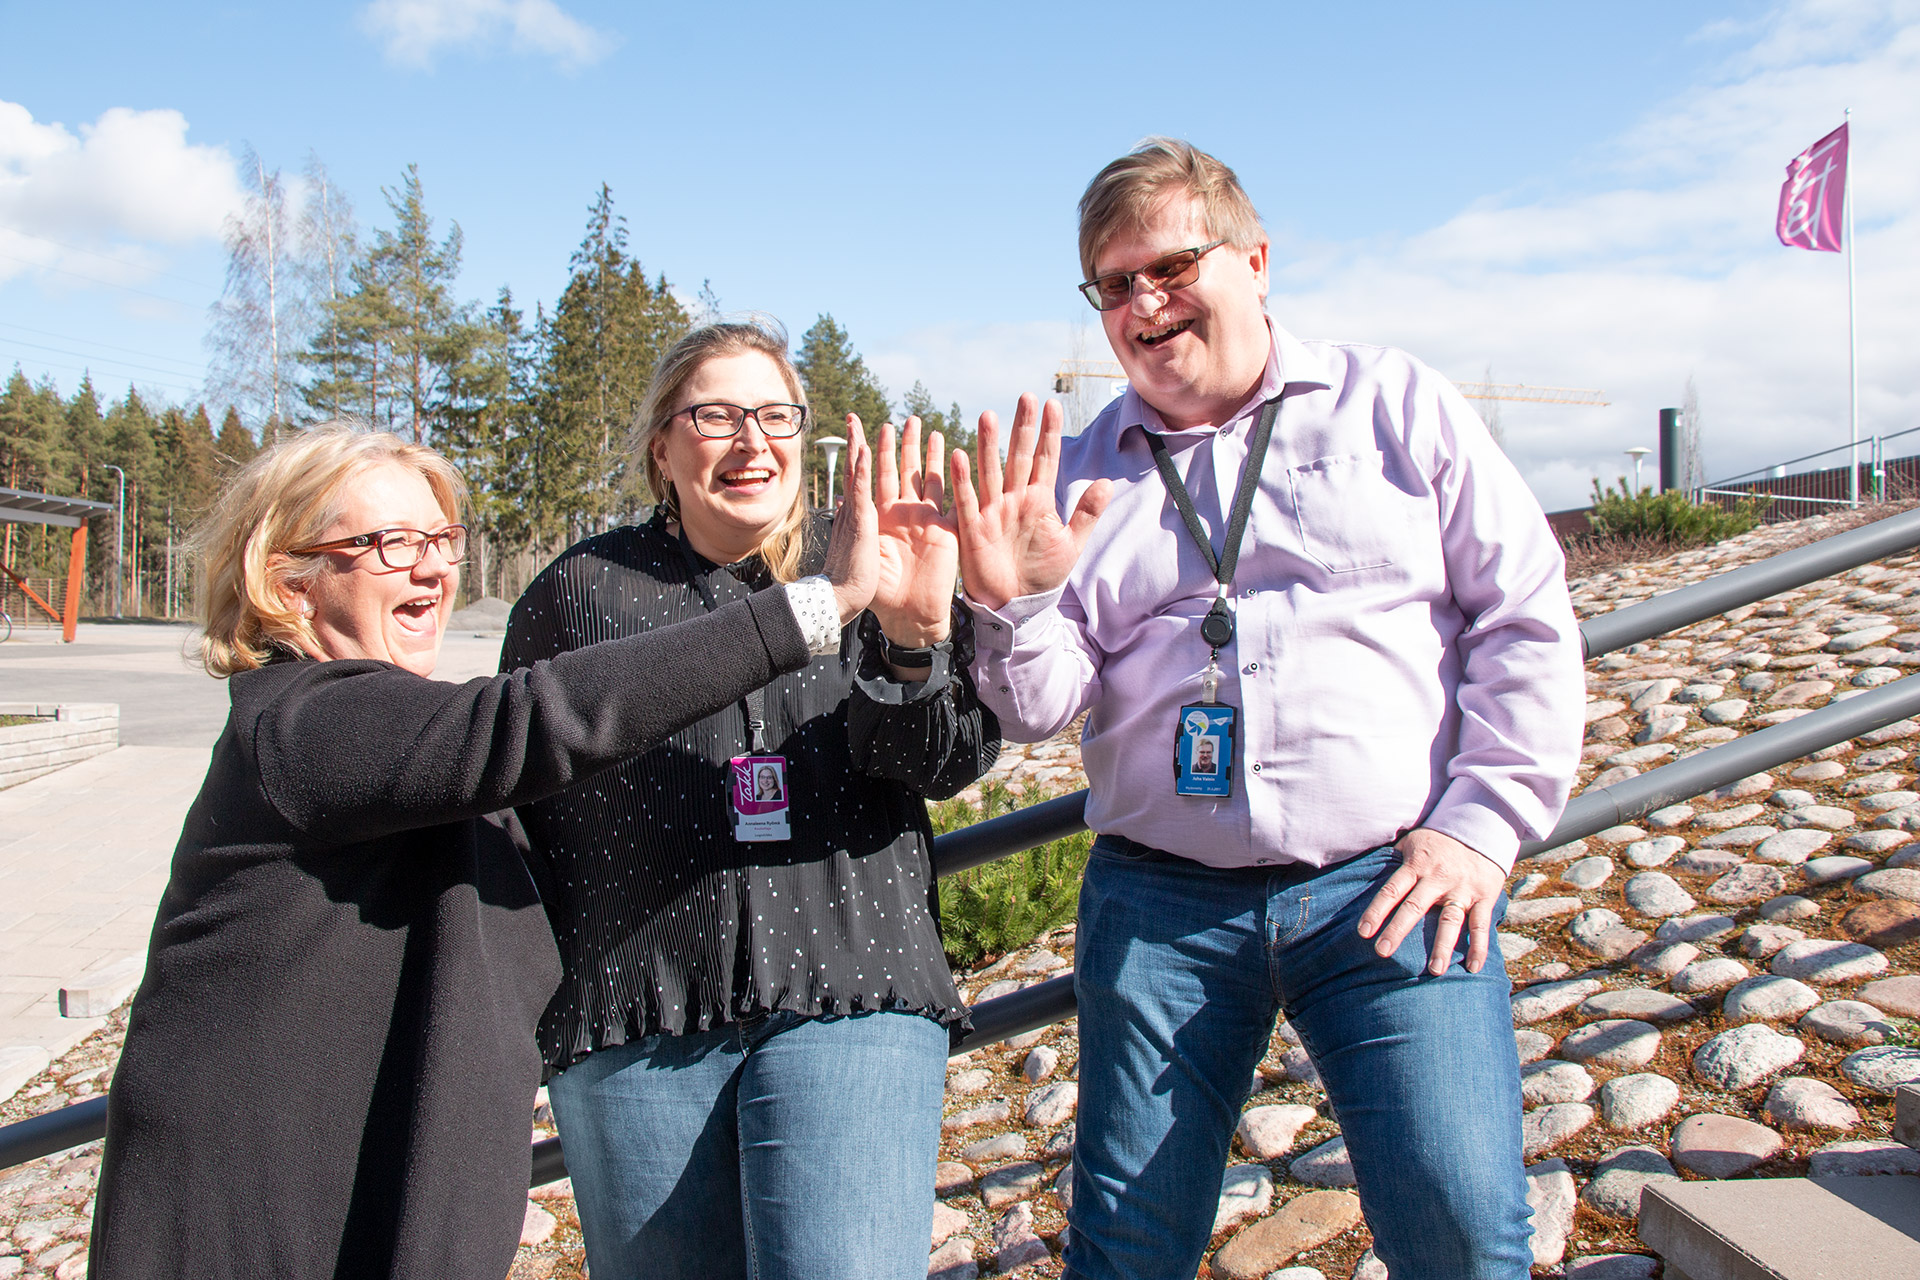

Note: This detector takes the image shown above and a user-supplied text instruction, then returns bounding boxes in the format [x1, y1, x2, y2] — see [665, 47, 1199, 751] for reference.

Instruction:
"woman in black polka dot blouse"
[503, 318, 999, 1280]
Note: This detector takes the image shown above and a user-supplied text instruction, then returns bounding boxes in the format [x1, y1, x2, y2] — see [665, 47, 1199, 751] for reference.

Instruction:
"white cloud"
[359, 0, 616, 70]
[0, 100, 240, 292]
[1259, 0, 1920, 512]
[868, 320, 1073, 427]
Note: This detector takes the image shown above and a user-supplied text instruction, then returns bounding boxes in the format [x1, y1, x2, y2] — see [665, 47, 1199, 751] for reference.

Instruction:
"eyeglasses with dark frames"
[1078, 239, 1229, 311]
[675, 402, 810, 439]
[288, 525, 469, 569]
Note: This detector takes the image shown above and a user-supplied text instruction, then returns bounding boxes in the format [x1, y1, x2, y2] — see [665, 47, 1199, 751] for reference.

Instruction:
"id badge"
[729, 754, 791, 842]
[1173, 703, 1237, 798]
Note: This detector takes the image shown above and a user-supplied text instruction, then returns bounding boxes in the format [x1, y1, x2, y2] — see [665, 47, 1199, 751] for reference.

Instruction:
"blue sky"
[4, 0, 1915, 510]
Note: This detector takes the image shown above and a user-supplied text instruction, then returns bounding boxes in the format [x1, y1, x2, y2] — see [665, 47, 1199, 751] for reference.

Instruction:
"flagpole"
[1846, 107, 1859, 507]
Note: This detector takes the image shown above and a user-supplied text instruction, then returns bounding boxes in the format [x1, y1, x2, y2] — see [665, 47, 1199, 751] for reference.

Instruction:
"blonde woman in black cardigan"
[89, 422, 877, 1280]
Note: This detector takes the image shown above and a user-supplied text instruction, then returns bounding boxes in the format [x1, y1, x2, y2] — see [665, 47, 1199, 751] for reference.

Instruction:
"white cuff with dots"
[784, 576, 842, 655]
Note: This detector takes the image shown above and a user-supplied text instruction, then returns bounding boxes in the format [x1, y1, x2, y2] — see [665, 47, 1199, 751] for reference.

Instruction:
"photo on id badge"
[1175, 704, 1236, 797]
[731, 754, 791, 841]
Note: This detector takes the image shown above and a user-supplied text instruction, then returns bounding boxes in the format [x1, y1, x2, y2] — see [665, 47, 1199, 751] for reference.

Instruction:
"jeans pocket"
[1091, 833, 1163, 862]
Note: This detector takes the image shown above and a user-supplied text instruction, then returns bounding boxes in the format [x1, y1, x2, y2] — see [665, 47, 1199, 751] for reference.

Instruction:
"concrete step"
[1640, 1175, 1920, 1280]
[1639, 1085, 1920, 1280]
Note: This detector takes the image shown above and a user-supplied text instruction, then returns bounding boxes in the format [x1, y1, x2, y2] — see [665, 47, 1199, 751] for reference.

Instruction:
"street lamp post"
[816, 436, 847, 508]
[99, 463, 126, 618]
[1625, 446, 1653, 495]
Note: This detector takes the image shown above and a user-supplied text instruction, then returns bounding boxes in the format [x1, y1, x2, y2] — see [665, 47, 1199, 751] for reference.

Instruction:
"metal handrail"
[1702, 424, 1920, 489]
[6, 506, 1920, 1181]
[1578, 504, 1920, 659]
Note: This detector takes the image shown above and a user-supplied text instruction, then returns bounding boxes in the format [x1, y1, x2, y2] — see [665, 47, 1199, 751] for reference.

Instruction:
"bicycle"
[0, 609, 11, 642]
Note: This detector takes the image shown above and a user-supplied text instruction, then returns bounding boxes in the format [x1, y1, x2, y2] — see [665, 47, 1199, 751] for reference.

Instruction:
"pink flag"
[1776, 123, 1848, 252]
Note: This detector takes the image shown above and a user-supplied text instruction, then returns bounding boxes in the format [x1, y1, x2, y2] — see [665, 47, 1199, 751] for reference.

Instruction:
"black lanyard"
[1143, 396, 1282, 661]
[676, 531, 770, 754]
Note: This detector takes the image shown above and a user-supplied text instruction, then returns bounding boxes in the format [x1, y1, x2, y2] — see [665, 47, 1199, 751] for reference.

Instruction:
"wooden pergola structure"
[0, 486, 115, 643]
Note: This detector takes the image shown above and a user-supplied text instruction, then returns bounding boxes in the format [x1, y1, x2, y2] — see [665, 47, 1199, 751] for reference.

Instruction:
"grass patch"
[931, 778, 1091, 971]
[0, 715, 47, 729]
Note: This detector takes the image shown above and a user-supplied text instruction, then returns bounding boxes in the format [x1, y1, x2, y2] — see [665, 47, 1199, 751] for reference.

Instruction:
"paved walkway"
[0, 746, 205, 1091]
[0, 622, 509, 1096]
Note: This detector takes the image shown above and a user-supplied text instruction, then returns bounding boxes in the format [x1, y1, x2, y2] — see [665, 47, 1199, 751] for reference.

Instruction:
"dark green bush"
[1584, 479, 1767, 546]
[929, 779, 1091, 970]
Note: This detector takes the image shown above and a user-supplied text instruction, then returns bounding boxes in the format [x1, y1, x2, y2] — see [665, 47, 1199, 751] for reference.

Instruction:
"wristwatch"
[881, 636, 938, 669]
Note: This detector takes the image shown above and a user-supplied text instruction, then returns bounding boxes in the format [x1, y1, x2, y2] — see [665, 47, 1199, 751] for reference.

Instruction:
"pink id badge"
[729, 755, 791, 842]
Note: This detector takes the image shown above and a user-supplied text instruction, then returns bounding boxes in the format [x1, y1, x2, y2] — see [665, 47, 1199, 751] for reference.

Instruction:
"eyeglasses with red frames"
[288, 525, 469, 569]
[1078, 239, 1228, 311]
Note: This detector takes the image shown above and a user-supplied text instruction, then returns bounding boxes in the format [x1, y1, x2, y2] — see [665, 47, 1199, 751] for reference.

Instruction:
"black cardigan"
[89, 589, 809, 1280]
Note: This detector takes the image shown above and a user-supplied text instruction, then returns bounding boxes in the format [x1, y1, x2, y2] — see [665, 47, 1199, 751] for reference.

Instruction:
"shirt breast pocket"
[1287, 453, 1415, 574]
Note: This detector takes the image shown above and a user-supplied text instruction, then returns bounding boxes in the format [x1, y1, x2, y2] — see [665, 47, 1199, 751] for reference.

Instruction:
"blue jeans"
[1065, 838, 1532, 1280]
[547, 1009, 948, 1280]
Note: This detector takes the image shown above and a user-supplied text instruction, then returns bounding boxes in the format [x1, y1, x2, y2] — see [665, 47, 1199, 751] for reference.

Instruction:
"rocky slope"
[2, 511, 1918, 1280]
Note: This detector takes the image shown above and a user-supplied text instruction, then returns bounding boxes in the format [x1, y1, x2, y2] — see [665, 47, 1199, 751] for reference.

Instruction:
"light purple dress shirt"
[969, 321, 1584, 873]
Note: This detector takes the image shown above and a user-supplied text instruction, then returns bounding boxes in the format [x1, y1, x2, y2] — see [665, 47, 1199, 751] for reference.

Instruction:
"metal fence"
[10, 505, 1920, 1184]
[1700, 427, 1920, 523]
[0, 577, 63, 630]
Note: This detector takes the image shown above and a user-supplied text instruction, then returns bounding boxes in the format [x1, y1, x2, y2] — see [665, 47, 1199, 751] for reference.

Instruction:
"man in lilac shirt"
[951, 140, 1584, 1279]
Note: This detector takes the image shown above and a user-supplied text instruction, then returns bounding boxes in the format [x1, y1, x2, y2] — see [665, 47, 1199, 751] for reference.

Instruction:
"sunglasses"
[1078, 240, 1228, 311]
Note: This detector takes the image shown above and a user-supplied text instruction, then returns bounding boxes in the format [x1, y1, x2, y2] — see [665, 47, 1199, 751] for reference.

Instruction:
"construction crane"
[1455, 382, 1610, 406]
[1053, 359, 1126, 394]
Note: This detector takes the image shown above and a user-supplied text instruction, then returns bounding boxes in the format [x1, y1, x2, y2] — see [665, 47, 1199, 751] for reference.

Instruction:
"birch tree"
[296, 154, 359, 421]
[206, 147, 299, 436]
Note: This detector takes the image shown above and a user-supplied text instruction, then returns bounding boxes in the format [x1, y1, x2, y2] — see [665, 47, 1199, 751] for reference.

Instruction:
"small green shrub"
[930, 779, 1091, 971]
[1584, 478, 1768, 547]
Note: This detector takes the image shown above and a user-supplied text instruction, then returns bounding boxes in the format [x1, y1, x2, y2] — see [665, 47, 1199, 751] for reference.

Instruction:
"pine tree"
[0, 369, 71, 581]
[900, 382, 975, 457]
[535, 184, 690, 536]
[441, 288, 538, 598]
[795, 315, 891, 502]
[367, 165, 469, 444]
[215, 406, 258, 472]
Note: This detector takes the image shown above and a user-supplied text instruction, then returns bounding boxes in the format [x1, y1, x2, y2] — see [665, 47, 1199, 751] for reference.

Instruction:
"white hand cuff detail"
[784, 577, 842, 656]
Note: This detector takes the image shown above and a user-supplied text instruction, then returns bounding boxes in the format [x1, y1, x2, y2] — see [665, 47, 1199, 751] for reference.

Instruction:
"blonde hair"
[193, 423, 466, 676]
[1077, 137, 1266, 281]
[634, 317, 811, 583]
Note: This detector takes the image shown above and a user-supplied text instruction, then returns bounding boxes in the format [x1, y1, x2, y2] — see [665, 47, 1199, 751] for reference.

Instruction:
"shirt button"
[1251, 762, 1262, 773]
[1000, 685, 1011, 694]
[1257, 858, 1272, 865]
[990, 622, 1002, 631]
[1246, 662, 1258, 673]
[1218, 425, 1231, 435]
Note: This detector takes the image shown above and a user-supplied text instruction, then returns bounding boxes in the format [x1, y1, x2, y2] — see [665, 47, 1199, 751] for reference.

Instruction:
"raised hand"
[820, 423, 877, 626]
[950, 393, 1111, 611]
[871, 416, 959, 646]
